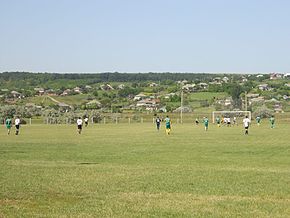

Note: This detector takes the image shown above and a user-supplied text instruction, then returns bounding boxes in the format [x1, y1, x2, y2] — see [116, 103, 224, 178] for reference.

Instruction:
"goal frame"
[212, 111, 251, 124]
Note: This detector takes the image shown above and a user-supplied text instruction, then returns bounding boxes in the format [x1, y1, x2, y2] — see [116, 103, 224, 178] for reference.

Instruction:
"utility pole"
[180, 89, 183, 124]
[245, 91, 248, 111]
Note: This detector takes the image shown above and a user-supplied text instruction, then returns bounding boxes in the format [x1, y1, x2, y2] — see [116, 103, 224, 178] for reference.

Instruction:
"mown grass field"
[1, 122, 290, 217]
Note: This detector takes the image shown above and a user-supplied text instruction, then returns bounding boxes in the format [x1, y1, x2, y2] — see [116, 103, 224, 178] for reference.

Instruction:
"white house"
[100, 84, 114, 91]
[258, 84, 269, 91]
[182, 84, 196, 92]
[149, 82, 159, 87]
[134, 93, 147, 101]
[73, 87, 82, 94]
[222, 77, 229, 83]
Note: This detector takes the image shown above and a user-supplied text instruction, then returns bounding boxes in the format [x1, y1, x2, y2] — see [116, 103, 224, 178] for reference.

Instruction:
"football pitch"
[1, 123, 290, 217]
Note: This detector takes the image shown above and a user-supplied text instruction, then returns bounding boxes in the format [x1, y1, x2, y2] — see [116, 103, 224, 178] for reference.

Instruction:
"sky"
[0, 0, 290, 73]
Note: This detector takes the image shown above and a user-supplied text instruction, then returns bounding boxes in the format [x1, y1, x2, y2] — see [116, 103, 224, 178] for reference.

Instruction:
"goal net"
[212, 111, 251, 124]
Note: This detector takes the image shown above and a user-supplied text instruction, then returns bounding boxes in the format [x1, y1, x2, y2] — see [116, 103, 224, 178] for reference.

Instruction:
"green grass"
[1, 123, 290, 217]
[188, 92, 228, 101]
[21, 94, 90, 107]
[53, 94, 90, 105]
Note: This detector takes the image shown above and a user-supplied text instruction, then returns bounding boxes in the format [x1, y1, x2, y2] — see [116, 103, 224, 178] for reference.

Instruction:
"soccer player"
[243, 115, 251, 135]
[269, 115, 275, 129]
[233, 116, 237, 126]
[256, 116, 261, 126]
[227, 117, 231, 127]
[155, 116, 161, 131]
[165, 115, 171, 135]
[15, 117, 21, 135]
[5, 117, 12, 135]
[203, 117, 209, 131]
[216, 116, 221, 127]
[223, 117, 227, 126]
[84, 117, 89, 127]
[77, 117, 83, 134]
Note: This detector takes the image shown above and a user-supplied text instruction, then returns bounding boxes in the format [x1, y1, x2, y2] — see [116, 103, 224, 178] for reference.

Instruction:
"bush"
[253, 105, 274, 118]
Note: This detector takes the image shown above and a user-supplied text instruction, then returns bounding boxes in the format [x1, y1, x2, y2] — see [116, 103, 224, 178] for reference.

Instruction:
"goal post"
[212, 111, 251, 124]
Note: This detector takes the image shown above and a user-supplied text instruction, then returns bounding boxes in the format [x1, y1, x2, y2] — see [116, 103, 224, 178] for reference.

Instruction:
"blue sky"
[0, 0, 290, 73]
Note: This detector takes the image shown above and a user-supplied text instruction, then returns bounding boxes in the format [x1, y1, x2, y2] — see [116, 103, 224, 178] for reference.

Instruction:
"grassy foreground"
[0, 123, 290, 217]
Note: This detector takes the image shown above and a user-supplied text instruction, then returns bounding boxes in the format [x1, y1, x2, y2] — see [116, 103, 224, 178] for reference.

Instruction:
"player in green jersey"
[5, 117, 12, 135]
[216, 116, 221, 127]
[203, 117, 209, 131]
[165, 115, 171, 135]
[256, 116, 261, 126]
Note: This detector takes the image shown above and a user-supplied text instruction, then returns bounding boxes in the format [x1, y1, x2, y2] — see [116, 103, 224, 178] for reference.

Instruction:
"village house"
[249, 97, 265, 105]
[136, 98, 160, 109]
[149, 82, 159, 87]
[177, 80, 189, 85]
[224, 97, 233, 106]
[182, 84, 196, 92]
[117, 84, 125, 90]
[222, 77, 229, 83]
[164, 93, 177, 99]
[209, 81, 222, 85]
[61, 89, 72, 96]
[241, 77, 248, 83]
[246, 93, 260, 99]
[258, 84, 269, 91]
[216, 97, 233, 107]
[100, 84, 114, 91]
[284, 73, 290, 79]
[198, 82, 209, 90]
[86, 99, 102, 108]
[213, 77, 221, 82]
[46, 89, 57, 96]
[270, 73, 283, 80]
[11, 91, 22, 99]
[134, 93, 147, 101]
[34, 87, 45, 96]
[73, 87, 82, 94]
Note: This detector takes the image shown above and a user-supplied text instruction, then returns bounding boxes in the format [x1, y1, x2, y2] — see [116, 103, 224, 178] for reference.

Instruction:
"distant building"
[222, 77, 229, 83]
[61, 89, 72, 96]
[198, 83, 208, 89]
[100, 84, 114, 91]
[182, 84, 196, 92]
[117, 84, 125, 89]
[73, 87, 82, 94]
[136, 99, 160, 110]
[11, 91, 22, 99]
[270, 73, 283, 80]
[284, 73, 290, 79]
[258, 84, 269, 91]
[86, 100, 102, 108]
[164, 93, 177, 99]
[134, 93, 147, 101]
[149, 82, 159, 87]
[246, 93, 260, 98]
[34, 87, 45, 95]
[249, 97, 265, 105]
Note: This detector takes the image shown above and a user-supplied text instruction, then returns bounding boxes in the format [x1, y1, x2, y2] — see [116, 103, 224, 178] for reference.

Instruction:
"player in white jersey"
[15, 117, 21, 135]
[77, 117, 83, 134]
[84, 117, 89, 127]
[243, 116, 251, 135]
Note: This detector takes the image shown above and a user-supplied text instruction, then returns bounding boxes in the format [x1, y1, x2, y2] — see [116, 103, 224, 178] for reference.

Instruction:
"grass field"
[1, 123, 290, 217]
